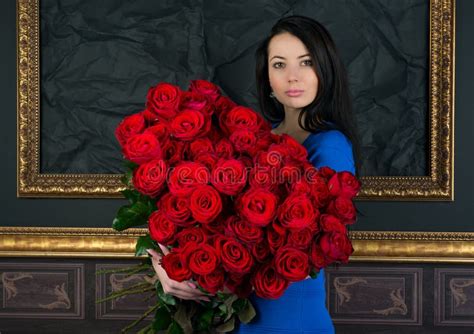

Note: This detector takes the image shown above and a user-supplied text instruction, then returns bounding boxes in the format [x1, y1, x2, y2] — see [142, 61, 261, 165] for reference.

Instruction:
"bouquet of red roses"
[112, 79, 360, 333]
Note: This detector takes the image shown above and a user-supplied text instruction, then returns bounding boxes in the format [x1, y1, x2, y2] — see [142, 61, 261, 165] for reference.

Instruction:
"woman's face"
[267, 32, 318, 114]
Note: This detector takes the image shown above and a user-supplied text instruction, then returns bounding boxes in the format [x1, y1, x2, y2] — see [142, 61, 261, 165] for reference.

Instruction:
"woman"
[235, 15, 360, 333]
[147, 15, 360, 333]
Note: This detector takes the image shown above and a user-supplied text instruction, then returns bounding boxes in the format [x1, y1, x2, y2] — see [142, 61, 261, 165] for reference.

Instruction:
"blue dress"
[234, 127, 355, 334]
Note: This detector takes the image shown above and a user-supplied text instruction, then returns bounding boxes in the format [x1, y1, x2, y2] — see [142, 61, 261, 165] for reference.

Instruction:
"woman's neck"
[272, 109, 311, 144]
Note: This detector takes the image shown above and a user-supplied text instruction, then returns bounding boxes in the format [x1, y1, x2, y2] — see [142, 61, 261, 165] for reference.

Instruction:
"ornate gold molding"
[16, 0, 131, 198]
[1, 228, 473, 262]
[17, 0, 455, 200]
[358, 0, 455, 200]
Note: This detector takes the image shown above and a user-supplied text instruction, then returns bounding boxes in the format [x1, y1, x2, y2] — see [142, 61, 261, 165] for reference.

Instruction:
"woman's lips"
[285, 90, 304, 97]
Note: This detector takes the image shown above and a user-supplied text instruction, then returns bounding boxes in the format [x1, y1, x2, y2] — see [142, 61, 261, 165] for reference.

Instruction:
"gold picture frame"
[17, 0, 455, 200]
[1, 228, 473, 263]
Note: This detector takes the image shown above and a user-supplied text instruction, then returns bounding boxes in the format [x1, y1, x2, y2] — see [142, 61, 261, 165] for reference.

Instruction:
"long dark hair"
[255, 15, 361, 174]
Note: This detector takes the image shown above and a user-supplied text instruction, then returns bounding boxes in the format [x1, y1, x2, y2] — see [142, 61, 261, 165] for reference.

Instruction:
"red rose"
[158, 193, 193, 226]
[319, 232, 353, 264]
[279, 134, 308, 162]
[229, 129, 258, 155]
[211, 159, 247, 196]
[327, 196, 356, 222]
[201, 215, 226, 235]
[237, 187, 278, 227]
[148, 210, 176, 245]
[197, 268, 225, 294]
[215, 236, 254, 274]
[328, 171, 361, 199]
[146, 83, 181, 120]
[179, 91, 209, 112]
[219, 106, 260, 136]
[251, 263, 289, 299]
[176, 227, 208, 246]
[318, 166, 336, 180]
[115, 112, 146, 146]
[188, 138, 215, 160]
[225, 273, 253, 299]
[319, 214, 346, 233]
[167, 162, 210, 197]
[288, 178, 312, 196]
[170, 109, 210, 141]
[144, 123, 170, 149]
[310, 241, 330, 270]
[254, 150, 283, 169]
[254, 128, 274, 151]
[193, 153, 219, 173]
[214, 95, 237, 117]
[248, 166, 277, 191]
[188, 80, 221, 102]
[287, 227, 315, 250]
[142, 108, 162, 124]
[162, 140, 186, 166]
[267, 222, 287, 254]
[308, 175, 330, 208]
[122, 133, 162, 165]
[181, 243, 219, 275]
[215, 138, 235, 159]
[267, 143, 289, 160]
[279, 162, 302, 184]
[251, 239, 271, 263]
[189, 185, 223, 224]
[161, 252, 192, 282]
[132, 159, 167, 197]
[274, 247, 310, 282]
[278, 193, 319, 230]
[225, 216, 264, 244]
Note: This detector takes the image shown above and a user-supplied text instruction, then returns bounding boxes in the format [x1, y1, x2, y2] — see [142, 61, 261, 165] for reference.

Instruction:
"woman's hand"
[147, 245, 212, 302]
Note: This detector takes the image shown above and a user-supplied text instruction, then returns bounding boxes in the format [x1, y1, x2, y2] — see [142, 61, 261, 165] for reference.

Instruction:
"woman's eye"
[302, 59, 313, 66]
[272, 62, 285, 69]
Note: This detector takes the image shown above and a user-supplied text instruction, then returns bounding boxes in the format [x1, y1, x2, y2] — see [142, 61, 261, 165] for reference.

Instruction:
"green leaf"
[167, 320, 184, 334]
[135, 235, 158, 257]
[309, 269, 320, 279]
[237, 299, 256, 324]
[218, 303, 227, 314]
[121, 189, 141, 203]
[121, 169, 134, 187]
[112, 201, 153, 231]
[231, 298, 247, 313]
[174, 303, 195, 334]
[152, 306, 172, 331]
[215, 315, 235, 333]
[222, 294, 238, 322]
[124, 160, 139, 171]
[196, 308, 214, 332]
[157, 288, 177, 306]
[216, 291, 229, 299]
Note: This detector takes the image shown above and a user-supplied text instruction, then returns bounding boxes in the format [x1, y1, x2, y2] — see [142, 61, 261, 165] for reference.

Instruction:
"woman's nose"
[287, 66, 299, 82]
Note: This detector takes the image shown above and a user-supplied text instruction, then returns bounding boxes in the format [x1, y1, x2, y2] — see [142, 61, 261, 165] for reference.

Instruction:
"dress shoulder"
[305, 130, 355, 173]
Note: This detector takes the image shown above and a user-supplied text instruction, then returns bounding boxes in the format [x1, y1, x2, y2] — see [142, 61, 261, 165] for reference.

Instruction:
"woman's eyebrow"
[269, 53, 311, 61]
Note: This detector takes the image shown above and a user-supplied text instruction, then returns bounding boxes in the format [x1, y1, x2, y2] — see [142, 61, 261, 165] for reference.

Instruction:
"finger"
[158, 243, 170, 255]
[172, 283, 210, 297]
[146, 249, 160, 259]
[169, 290, 210, 301]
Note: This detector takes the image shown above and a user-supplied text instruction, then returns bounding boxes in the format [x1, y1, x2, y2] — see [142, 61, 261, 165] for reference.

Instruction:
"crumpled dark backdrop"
[40, 0, 428, 176]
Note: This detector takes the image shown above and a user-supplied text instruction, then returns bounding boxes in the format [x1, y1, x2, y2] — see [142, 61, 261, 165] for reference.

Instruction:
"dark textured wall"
[1, 0, 473, 333]
[1, 0, 472, 231]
